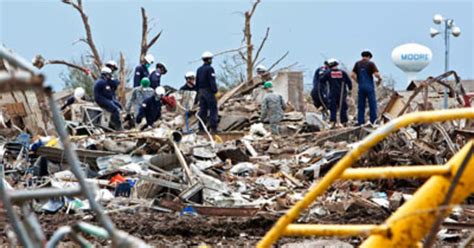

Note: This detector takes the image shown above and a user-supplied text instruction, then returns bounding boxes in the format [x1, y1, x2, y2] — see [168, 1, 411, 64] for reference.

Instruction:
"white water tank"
[391, 43, 432, 89]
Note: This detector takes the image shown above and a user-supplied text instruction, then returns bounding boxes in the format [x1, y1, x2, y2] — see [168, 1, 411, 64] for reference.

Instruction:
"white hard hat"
[101, 66, 112, 74]
[155, 86, 166, 96]
[144, 54, 155, 64]
[74, 87, 85, 99]
[201, 51, 213, 59]
[256, 64, 267, 72]
[185, 71, 196, 78]
[106, 60, 117, 68]
[327, 58, 339, 67]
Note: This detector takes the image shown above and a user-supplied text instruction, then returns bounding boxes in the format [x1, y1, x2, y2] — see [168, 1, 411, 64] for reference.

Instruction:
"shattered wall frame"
[0, 55, 49, 135]
[0, 47, 146, 247]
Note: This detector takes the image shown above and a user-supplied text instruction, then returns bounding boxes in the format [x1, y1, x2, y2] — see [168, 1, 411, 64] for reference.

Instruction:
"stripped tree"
[33, 0, 131, 104]
[139, 7, 162, 64]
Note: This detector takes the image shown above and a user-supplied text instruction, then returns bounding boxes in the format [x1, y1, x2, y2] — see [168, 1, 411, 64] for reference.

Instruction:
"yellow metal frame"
[258, 108, 474, 248]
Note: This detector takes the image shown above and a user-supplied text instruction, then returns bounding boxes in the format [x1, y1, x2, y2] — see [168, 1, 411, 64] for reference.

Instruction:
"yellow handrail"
[257, 108, 474, 248]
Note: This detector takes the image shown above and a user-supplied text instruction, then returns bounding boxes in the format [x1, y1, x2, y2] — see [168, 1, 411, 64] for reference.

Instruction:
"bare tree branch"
[62, 0, 102, 71]
[118, 53, 126, 106]
[188, 46, 250, 64]
[248, 0, 261, 17]
[252, 27, 270, 68]
[243, 0, 261, 82]
[147, 30, 162, 49]
[268, 51, 289, 71]
[140, 7, 148, 63]
[140, 7, 161, 63]
[32, 53, 97, 80]
[239, 51, 247, 63]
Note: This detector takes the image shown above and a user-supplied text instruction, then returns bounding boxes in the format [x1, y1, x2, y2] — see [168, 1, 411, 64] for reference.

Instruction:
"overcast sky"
[1, 0, 473, 91]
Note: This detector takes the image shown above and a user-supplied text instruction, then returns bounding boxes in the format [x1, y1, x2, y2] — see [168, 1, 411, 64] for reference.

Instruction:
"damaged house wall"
[0, 59, 49, 136]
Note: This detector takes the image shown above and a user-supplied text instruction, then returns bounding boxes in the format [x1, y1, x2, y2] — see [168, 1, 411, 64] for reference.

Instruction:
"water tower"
[391, 43, 432, 89]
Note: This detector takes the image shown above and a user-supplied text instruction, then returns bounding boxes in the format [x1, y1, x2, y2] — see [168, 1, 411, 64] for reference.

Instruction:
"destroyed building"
[1, 44, 474, 247]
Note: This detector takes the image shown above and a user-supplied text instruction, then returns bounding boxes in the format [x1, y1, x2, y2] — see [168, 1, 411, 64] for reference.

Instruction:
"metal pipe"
[45, 226, 72, 248]
[0, 166, 34, 247]
[45, 88, 118, 242]
[257, 108, 474, 248]
[10, 187, 82, 203]
[0, 46, 39, 74]
[283, 224, 389, 237]
[169, 131, 194, 185]
[443, 20, 450, 109]
[340, 165, 450, 180]
[362, 142, 474, 247]
[21, 203, 46, 246]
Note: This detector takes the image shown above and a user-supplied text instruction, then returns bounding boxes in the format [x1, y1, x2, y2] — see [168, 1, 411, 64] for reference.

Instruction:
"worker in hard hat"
[311, 60, 330, 118]
[94, 67, 123, 131]
[351, 50, 382, 125]
[260, 81, 286, 135]
[61, 87, 86, 111]
[133, 54, 154, 88]
[320, 59, 352, 128]
[135, 86, 166, 130]
[149, 62, 168, 89]
[105, 60, 118, 74]
[256, 64, 268, 76]
[125, 77, 154, 122]
[180, 71, 197, 91]
[196, 51, 219, 133]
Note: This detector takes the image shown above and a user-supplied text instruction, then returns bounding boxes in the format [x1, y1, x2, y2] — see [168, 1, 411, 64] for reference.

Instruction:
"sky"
[0, 0, 473, 91]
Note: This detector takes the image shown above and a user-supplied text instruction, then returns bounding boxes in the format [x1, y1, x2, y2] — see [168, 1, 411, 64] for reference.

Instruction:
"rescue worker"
[180, 71, 196, 91]
[94, 67, 123, 131]
[149, 62, 168, 89]
[125, 77, 154, 120]
[256, 64, 268, 76]
[136, 86, 166, 130]
[105, 60, 118, 74]
[320, 59, 352, 127]
[260, 81, 286, 135]
[196, 51, 219, 133]
[311, 60, 330, 118]
[61, 87, 85, 110]
[133, 54, 154, 88]
[351, 50, 382, 125]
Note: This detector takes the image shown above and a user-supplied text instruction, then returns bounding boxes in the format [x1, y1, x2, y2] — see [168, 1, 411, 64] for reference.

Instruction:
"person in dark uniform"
[136, 86, 166, 130]
[180, 71, 196, 91]
[196, 51, 219, 133]
[94, 67, 123, 131]
[133, 54, 154, 88]
[311, 60, 330, 117]
[351, 50, 382, 125]
[149, 62, 168, 89]
[320, 59, 352, 128]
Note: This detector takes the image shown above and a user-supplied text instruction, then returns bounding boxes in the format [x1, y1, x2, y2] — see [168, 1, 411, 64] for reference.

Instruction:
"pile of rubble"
[1, 67, 474, 246]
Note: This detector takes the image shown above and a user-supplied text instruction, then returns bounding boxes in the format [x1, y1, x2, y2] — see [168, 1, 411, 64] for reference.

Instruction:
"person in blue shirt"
[149, 62, 167, 89]
[133, 54, 154, 88]
[351, 50, 382, 125]
[94, 67, 123, 131]
[136, 86, 166, 130]
[311, 60, 330, 117]
[320, 59, 352, 127]
[196, 51, 219, 133]
[61, 87, 85, 110]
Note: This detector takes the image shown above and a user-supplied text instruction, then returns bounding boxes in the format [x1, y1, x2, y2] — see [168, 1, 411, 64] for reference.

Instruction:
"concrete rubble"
[1, 69, 474, 246]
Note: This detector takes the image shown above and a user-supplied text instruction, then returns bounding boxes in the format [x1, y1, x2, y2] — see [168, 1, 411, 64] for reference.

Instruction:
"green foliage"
[216, 54, 246, 92]
[60, 57, 97, 98]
